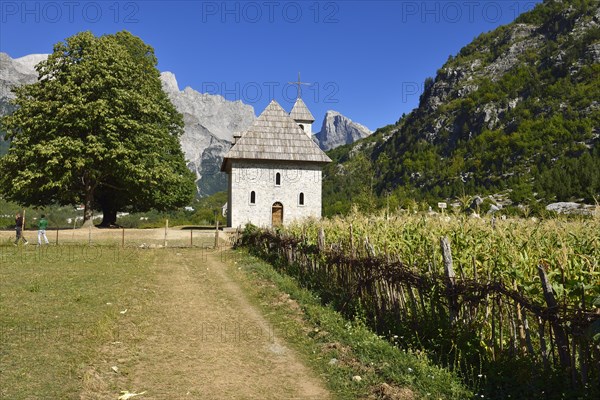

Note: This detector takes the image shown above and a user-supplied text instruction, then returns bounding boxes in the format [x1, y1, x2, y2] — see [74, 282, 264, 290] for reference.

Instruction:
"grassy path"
[80, 248, 329, 399]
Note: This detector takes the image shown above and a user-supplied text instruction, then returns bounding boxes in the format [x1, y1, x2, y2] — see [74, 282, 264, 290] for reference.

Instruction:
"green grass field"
[0, 245, 153, 398]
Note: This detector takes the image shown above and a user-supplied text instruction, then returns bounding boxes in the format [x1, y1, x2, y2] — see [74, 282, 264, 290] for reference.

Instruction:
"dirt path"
[90, 248, 330, 399]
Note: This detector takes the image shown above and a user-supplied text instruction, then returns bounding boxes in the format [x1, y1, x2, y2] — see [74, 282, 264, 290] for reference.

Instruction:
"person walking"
[38, 214, 50, 245]
[14, 212, 28, 245]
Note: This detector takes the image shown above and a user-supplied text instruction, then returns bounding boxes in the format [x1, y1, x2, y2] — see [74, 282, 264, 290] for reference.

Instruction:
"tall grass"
[286, 212, 600, 311]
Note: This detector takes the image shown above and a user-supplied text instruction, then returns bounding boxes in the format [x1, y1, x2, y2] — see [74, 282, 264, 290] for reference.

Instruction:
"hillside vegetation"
[324, 0, 600, 215]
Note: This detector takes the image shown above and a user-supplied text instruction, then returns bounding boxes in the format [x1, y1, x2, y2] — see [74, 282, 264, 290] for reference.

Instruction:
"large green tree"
[0, 31, 196, 226]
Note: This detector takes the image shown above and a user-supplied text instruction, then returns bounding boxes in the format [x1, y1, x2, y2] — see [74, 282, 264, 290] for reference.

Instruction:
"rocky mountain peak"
[0, 52, 44, 87]
[160, 71, 180, 92]
[314, 110, 372, 151]
[157, 70, 255, 196]
[0, 53, 47, 117]
[13, 54, 49, 73]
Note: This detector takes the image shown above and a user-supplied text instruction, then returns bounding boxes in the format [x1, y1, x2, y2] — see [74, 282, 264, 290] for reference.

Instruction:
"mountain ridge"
[0, 51, 370, 197]
[159, 71, 256, 196]
[323, 0, 600, 215]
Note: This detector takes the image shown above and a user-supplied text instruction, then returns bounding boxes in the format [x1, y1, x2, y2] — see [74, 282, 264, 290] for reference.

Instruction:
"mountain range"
[0, 52, 370, 197]
[322, 0, 600, 215]
[158, 71, 255, 197]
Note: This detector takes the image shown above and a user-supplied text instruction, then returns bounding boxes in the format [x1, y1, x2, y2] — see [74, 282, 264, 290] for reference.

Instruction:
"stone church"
[221, 98, 331, 228]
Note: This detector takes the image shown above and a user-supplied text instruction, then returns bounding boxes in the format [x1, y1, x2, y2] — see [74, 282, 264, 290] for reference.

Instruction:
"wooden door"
[272, 202, 283, 227]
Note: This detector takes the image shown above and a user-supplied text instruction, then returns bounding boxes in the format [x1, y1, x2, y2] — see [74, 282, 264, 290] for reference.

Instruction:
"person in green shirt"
[38, 214, 49, 245]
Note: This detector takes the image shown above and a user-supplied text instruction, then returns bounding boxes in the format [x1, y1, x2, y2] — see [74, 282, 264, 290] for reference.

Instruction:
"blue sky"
[1, 0, 542, 131]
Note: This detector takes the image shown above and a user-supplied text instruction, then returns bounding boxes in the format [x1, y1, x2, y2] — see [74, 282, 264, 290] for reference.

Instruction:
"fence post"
[349, 223, 354, 257]
[214, 220, 220, 249]
[364, 236, 375, 257]
[538, 316, 550, 371]
[514, 280, 528, 354]
[164, 219, 168, 248]
[537, 264, 571, 372]
[440, 236, 458, 325]
[317, 226, 325, 252]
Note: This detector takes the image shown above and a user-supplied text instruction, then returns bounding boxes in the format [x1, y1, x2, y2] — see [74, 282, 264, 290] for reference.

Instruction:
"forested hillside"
[324, 0, 600, 215]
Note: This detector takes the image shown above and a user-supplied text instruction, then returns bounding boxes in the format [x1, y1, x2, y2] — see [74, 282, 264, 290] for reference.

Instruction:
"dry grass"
[369, 383, 416, 400]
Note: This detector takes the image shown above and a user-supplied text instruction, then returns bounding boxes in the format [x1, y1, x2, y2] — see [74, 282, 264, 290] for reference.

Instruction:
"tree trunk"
[97, 191, 120, 227]
[99, 207, 117, 227]
[82, 186, 95, 227]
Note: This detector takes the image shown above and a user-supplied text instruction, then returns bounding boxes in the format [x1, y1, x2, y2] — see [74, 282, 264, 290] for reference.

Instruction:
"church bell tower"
[288, 73, 315, 138]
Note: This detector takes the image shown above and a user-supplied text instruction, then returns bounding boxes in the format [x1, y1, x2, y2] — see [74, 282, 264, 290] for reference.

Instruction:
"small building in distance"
[221, 99, 331, 228]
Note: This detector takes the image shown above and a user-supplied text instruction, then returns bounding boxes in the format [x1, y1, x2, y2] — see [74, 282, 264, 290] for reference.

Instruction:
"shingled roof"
[289, 98, 315, 122]
[221, 100, 331, 171]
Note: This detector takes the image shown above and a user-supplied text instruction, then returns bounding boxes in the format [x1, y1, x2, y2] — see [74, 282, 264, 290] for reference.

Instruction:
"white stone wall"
[228, 160, 323, 228]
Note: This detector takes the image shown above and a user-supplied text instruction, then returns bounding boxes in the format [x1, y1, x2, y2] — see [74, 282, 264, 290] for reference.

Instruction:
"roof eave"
[222, 156, 331, 166]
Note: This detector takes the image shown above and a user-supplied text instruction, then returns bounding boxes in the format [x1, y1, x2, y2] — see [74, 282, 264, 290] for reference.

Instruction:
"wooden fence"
[238, 227, 600, 396]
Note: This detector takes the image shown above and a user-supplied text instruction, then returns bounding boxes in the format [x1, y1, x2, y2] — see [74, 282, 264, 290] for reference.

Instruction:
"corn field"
[239, 213, 600, 399]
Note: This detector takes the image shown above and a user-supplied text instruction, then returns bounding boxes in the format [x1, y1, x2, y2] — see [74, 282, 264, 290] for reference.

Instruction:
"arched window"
[299, 192, 305, 206]
[275, 172, 281, 186]
[250, 191, 256, 204]
[299, 124, 305, 131]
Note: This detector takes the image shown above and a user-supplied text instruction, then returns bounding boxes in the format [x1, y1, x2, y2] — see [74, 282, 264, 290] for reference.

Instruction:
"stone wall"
[228, 160, 323, 228]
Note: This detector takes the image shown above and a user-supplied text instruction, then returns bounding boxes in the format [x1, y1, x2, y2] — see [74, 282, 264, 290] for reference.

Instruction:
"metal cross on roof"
[288, 72, 311, 99]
